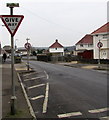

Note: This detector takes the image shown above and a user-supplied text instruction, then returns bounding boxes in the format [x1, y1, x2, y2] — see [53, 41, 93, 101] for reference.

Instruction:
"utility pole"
[6, 3, 19, 115]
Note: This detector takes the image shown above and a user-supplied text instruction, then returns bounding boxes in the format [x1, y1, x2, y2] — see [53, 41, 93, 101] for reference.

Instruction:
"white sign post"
[97, 41, 103, 68]
[0, 7, 24, 115]
[25, 40, 31, 71]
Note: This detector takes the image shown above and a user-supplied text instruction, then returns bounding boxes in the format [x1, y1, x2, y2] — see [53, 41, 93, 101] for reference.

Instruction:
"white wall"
[76, 44, 93, 50]
[93, 34, 109, 59]
[49, 48, 64, 55]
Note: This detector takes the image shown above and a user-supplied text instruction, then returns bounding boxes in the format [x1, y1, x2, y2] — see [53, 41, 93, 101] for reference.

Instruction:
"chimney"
[56, 39, 58, 42]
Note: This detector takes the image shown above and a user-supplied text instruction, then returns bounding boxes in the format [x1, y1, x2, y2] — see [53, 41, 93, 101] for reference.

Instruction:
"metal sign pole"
[27, 49, 29, 71]
[10, 7, 16, 115]
[26, 38, 30, 71]
[98, 47, 100, 68]
[97, 40, 103, 68]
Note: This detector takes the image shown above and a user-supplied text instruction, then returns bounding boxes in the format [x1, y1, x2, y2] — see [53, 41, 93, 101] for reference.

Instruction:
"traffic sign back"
[0, 15, 24, 36]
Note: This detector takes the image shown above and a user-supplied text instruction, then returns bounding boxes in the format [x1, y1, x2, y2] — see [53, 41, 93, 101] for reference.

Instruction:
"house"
[17, 47, 27, 55]
[75, 34, 93, 59]
[91, 22, 109, 59]
[49, 39, 64, 56]
[3, 45, 11, 53]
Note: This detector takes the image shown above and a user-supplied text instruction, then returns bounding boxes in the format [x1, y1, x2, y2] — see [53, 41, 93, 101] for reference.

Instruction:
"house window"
[103, 35, 108, 39]
[102, 50, 106, 56]
[88, 44, 93, 47]
[55, 48, 57, 50]
[80, 44, 83, 47]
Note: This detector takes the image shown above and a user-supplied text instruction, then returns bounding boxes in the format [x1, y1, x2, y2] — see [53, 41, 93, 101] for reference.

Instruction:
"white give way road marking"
[30, 95, 44, 101]
[28, 84, 45, 90]
[24, 76, 46, 81]
[58, 112, 82, 118]
[88, 107, 109, 114]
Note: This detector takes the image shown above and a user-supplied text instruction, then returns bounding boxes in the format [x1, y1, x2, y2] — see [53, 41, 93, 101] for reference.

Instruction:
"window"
[80, 44, 83, 47]
[103, 35, 108, 39]
[55, 48, 57, 50]
[102, 50, 106, 56]
[88, 44, 93, 47]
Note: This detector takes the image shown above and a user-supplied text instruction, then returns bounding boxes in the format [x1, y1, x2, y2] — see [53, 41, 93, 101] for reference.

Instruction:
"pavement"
[1, 59, 33, 119]
[57, 61, 109, 72]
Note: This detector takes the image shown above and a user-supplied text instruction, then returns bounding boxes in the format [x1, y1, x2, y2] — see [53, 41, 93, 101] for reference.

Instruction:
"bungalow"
[49, 39, 64, 56]
[91, 22, 109, 59]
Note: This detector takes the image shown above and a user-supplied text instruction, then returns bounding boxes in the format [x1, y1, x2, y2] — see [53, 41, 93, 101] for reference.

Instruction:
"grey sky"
[0, 0, 108, 47]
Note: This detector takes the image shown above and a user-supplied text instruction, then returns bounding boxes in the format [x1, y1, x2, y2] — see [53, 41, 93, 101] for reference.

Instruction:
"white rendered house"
[76, 34, 93, 51]
[49, 39, 64, 56]
[91, 22, 109, 59]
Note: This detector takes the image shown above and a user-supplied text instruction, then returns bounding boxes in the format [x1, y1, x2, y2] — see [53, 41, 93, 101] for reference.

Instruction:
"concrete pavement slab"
[2, 62, 33, 119]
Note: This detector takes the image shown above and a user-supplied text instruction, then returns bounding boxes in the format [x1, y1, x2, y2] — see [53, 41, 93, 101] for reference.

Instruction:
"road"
[21, 61, 108, 119]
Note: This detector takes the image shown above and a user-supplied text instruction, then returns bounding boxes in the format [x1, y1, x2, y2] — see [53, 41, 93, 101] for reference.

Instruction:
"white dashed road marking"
[28, 84, 45, 90]
[43, 83, 49, 113]
[44, 71, 49, 79]
[24, 76, 46, 81]
[100, 116, 109, 120]
[30, 95, 44, 101]
[23, 72, 38, 77]
[58, 112, 82, 118]
[89, 108, 109, 114]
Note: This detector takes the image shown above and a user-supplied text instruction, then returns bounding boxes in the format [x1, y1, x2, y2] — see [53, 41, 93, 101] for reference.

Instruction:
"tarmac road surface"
[23, 61, 108, 119]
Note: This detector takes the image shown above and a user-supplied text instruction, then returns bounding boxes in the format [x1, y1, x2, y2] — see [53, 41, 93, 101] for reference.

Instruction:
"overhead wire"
[21, 6, 83, 34]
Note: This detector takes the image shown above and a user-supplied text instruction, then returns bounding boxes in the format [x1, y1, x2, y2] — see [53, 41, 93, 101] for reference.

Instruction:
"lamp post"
[6, 3, 19, 115]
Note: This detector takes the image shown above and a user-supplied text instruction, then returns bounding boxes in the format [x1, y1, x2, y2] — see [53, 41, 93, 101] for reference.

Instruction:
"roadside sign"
[0, 15, 24, 36]
[25, 42, 31, 50]
[97, 41, 103, 48]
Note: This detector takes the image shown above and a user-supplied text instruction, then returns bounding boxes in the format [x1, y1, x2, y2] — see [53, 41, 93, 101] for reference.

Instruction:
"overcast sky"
[0, 0, 108, 48]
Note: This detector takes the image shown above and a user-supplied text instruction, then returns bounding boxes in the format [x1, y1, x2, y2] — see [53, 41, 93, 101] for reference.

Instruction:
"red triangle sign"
[0, 15, 24, 36]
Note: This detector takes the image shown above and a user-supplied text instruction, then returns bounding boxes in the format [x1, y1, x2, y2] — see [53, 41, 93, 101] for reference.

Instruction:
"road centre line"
[30, 95, 44, 101]
[88, 107, 109, 114]
[24, 76, 46, 81]
[43, 83, 49, 113]
[23, 72, 38, 76]
[58, 112, 82, 118]
[28, 84, 45, 90]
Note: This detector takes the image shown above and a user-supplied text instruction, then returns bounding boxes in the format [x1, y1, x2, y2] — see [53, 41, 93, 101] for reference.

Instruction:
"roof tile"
[76, 34, 93, 45]
[91, 22, 109, 34]
[49, 39, 63, 48]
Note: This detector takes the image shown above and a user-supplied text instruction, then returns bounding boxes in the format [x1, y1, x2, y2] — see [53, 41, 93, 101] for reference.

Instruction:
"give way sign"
[0, 15, 24, 36]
